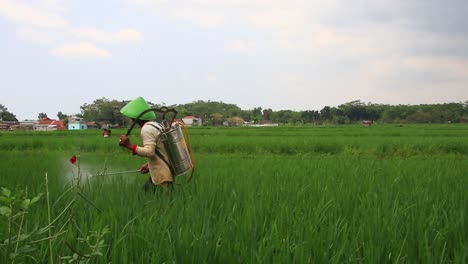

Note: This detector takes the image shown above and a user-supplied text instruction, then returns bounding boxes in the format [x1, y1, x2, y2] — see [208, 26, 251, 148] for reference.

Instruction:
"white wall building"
[68, 116, 88, 130]
[182, 116, 202, 126]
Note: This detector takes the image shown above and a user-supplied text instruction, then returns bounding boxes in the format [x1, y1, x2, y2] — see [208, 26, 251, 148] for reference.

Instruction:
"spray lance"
[69, 155, 140, 177]
[88, 170, 141, 177]
[124, 106, 196, 182]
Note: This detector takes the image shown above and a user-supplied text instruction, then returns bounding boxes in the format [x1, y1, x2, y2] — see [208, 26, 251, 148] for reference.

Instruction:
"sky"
[1, 0, 467, 120]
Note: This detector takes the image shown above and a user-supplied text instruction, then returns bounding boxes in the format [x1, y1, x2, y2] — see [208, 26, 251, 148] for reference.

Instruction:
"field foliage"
[0, 124, 467, 263]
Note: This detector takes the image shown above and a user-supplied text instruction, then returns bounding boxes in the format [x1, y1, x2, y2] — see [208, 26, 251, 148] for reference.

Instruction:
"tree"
[76, 97, 468, 126]
[262, 109, 272, 122]
[240, 110, 253, 122]
[406, 109, 432, 123]
[271, 110, 301, 124]
[57, 111, 67, 120]
[252, 107, 262, 123]
[300, 110, 320, 123]
[381, 105, 416, 123]
[338, 100, 367, 121]
[57, 111, 69, 126]
[320, 106, 332, 121]
[210, 113, 224, 126]
[80, 98, 128, 126]
[227, 116, 244, 126]
[174, 106, 190, 119]
[0, 104, 18, 121]
[177, 100, 242, 122]
[366, 103, 387, 121]
[38, 113, 48, 120]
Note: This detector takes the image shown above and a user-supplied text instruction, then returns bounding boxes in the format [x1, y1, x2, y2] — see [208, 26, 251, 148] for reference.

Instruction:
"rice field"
[0, 124, 467, 263]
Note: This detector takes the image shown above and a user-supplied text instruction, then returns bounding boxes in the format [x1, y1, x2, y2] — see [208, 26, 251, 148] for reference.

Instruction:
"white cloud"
[226, 39, 256, 53]
[2, 0, 467, 109]
[49, 42, 111, 58]
[127, 0, 468, 102]
[365, 53, 468, 81]
[402, 56, 468, 77]
[0, 0, 143, 58]
[0, 0, 67, 28]
[73, 27, 143, 42]
[247, 5, 313, 29]
[207, 74, 217, 81]
[115, 28, 144, 42]
[173, 9, 225, 28]
[127, 0, 225, 28]
[16, 26, 55, 44]
[249, 12, 289, 28]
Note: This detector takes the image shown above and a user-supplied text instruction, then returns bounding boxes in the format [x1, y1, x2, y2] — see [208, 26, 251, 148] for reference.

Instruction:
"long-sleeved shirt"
[133, 121, 173, 185]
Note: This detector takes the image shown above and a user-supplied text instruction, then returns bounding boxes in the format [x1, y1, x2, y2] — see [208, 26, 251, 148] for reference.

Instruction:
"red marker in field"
[69, 155, 78, 166]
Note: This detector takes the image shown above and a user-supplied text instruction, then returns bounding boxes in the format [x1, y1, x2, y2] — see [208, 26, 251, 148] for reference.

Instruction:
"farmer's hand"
[119, 135, 132, 149]
[140, 164, 149, 174]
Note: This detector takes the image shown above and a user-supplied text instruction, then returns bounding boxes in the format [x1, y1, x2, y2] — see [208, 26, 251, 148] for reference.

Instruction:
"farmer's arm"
[134, 144, 156, 157]
[119, 125, 159, 157]
[119, 137, 157, 157]
[135, 124, 159, 157]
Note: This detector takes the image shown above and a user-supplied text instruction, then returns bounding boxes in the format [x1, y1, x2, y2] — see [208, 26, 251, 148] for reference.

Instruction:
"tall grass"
[0, 124, 467, 263]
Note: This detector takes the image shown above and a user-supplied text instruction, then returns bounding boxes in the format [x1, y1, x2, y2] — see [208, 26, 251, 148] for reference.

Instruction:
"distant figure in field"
[362, 120, 374, 127]
[102, 128, 111, 137]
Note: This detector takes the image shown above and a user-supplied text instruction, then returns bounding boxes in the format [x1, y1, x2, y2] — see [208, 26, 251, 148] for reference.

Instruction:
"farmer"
[118, 97, 173, 192]
[102, 127, 111, 137]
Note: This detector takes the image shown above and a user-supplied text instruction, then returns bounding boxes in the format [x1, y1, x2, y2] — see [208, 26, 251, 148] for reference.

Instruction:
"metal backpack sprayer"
[126, 106, 196, 182]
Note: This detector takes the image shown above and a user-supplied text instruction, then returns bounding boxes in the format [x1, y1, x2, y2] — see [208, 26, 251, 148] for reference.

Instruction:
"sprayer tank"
[163, 125, 193, 177]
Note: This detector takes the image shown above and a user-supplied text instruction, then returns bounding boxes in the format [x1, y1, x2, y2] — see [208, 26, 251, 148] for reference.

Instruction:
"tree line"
[1, 99, 467, 126]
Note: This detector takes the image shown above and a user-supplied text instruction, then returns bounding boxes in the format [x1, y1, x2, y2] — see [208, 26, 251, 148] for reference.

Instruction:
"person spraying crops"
[119, 97, 174, 193]
[102, 126, 111, 138]
[118, 97, 195, 193]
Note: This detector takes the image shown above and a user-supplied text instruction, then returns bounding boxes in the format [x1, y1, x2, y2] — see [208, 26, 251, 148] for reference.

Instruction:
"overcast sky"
[1, 0, 467, 120]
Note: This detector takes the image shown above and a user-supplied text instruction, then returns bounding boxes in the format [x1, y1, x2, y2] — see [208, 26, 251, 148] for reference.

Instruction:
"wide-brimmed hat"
[120, 97, 156, 120]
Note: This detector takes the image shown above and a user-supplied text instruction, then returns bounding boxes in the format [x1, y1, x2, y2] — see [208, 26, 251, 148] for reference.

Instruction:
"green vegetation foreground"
[0, 124, 467, 263]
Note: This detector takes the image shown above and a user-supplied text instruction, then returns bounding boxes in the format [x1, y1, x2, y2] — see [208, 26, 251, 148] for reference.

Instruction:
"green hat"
[120, 97, 156, 120]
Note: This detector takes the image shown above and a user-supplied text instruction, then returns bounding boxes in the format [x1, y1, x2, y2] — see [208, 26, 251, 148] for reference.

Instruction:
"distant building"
[20, 120, 38, 126]
[244, 123, 279, 127]
[34, 124, 58, 131]
[0, 121, 36, 131]
[35, 117, 65, 131]
[18, 121, 37, 130]
[362, 120, 374, 127]
[68, 116, 88, 130]
[0, 121, 20, 130]
[86, 121, 99, 129]
[182, 116, 202, 126]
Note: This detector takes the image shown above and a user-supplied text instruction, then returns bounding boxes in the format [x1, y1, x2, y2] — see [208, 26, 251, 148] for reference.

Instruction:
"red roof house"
[38, 117, 65, 130]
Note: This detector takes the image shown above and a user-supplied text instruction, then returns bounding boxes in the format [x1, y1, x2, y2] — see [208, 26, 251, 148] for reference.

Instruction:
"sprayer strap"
[146, 123, 175, 175]
[146, 122, 164, 131]
[155, 150, 175, 175]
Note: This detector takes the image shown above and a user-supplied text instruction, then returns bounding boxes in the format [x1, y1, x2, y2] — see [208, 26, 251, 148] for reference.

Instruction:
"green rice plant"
[0, 187, 44, 263]
[59, 226, 109, 263]
[0, 155, 111, 263]
[0, 124, 467, 263]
